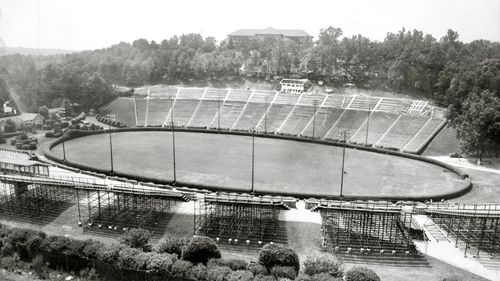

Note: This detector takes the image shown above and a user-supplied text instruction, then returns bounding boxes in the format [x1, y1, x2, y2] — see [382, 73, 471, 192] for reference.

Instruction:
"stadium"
[1, 84, 499, 280]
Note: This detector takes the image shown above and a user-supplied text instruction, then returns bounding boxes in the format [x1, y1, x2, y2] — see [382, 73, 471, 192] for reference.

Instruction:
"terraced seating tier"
[322, 95, 347, 108]
[375, 98, 410, 113]
[215, 102, 246, 129]
[234, 102, 268, 130]
[134, 98, 147, 126]
[227, 89, 252, 102]
[298, 94, 326, 106]
[279, 106, 315, 135]
[146, 99, 171, 126]
[177, 88, 205, 99]
[273, 93, 300, 105]
[204, 88, 229, 100]
[346, 96, 380, 111]
[403, 118, 446, 153]
[262, 104, 294, 133]
[302, 107, 344, 138]
[377, 115, 428, 149]
[165, 100, 200, 126]
[188, 100, 220, 128]
[325, 110, 368, 140]
[349, 112, 398, 145]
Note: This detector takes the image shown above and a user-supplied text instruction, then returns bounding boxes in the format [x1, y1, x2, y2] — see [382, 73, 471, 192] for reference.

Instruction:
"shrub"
[60, 122, 69, 128]
[253, 274, 277, 281]
[15, 143, 22, 149]
[18, 133, 28, 140]
[10, 139, 16, 145]
[271, 266, 297, 279]
[208, 258, 248, 270]
[21, 144, 29, 150]
[119, 228, 151, 251]
[186, 263, 208, 281]
[31, 254, 49, 279]
[303, 255, 343, 278]
[248, 263, 268, 276]
[117, 247, 147, 271]
[225, 270, 254, 281]
[206, 265, 232, 281]
[310, 273, 340, 281]
[29, 142, 37, 150]
[344, 266, 380, 281]
[182, 236, 221, 265]
[156, 237, 188, 258]
[171, 260, 193, 278]
[258, 243, 300, 272]
[146, 252, 176, 274]
[0, 138, 5, 144]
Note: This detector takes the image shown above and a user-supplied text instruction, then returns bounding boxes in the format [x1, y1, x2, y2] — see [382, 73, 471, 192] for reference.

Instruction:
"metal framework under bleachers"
[426, 203, 500, 256]
[0, 178, 75, 224]
[317, 201, 418, 256]
[77, 188, 189, 235]
[194, 193, 292, 248]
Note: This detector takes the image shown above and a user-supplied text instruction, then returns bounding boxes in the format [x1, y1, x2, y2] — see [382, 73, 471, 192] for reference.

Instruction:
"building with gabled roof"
[228, 27, 313, 43]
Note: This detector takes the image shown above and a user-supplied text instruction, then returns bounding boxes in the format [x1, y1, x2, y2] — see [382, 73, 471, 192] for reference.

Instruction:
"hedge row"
[0, 224, 380, 281]
[96, 115, 127, 128]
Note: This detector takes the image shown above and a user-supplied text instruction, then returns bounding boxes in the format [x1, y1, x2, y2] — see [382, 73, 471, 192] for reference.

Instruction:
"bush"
[186, 263, 208, 281]
[271, 266, 297, 279]
[208, 258, 248, 271]
[303, 255, 343, 278]
[310, 273, 340, 281]
[21, 144, 29, 150]
[253, 274, 277, 281]
[10, 139, 17, 145]
[156, 237, 188, 258]
[31, 254, 49, 279]
[146, 252, 176, 275]
[206, 265, 232, 281]
[18, 133, 28, 140]
[258, 243, 300, 272]
[172, 260, 193, 279]
[248, 263, 268, 276]
[29, 142, 37, 150]
[344, 266, 380, 281]
[15, 143, 22, 149]
[119, 228, 151, 251]
[0, 138, 5, 144]
[182, 236, 221, 265]
[225, 270, 254, 281]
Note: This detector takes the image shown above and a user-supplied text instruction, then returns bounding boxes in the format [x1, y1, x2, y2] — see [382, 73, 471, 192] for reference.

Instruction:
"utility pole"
[365, 103, 371, 147]
[251, 127, 259, 195]
[107, 114, 115, 174]
[170, 96, 177, 184]
[264, 95, 268, 134]
[62, 136, 67, 162]
[339, 130, 350, 203]
[217, 99, 221, 130]
[312, 100, 318, 140]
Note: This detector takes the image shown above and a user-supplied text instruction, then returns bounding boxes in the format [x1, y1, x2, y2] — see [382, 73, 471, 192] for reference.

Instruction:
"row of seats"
[116, 95, 445, 152]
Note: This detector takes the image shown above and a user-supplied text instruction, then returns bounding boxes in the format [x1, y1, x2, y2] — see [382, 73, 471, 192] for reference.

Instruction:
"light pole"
[339, 130, 350, 202]
[264, 96, 268, 134]
[312, 100, 318, 140]
[170, 96, 177, 184]
[107, 114, 115, 174]
[365, 104, 371, 147]
[217, 99, 221, 131]
[62, 136, 67, 162]
[251, 127, 259, 195]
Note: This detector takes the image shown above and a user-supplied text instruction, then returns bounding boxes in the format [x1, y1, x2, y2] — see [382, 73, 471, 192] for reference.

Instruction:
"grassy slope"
[51, 131, 464, 199]
[423, 125, 461, 156]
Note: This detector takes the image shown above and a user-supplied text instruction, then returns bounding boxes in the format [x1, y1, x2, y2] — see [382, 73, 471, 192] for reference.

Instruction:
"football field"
[49, 131, 466, 199]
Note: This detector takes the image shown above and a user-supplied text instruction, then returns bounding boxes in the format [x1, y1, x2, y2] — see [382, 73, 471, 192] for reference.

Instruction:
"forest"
[0, 27, 498, 156]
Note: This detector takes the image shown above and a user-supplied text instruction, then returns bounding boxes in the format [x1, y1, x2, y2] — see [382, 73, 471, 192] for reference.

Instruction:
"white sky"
[0, 0, 499, 50]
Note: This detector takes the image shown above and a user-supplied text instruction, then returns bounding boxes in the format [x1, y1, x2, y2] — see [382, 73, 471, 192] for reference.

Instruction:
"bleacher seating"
[188, 100, 220, 128]
[302, 107, 344, 138]
[349, 112, 398, 145]
[376, 115, 428, 149]
[325, 110, 368, 140]
[278, 106, 315, 135]
[403, 118, 446, 153]
[262, 104, 295, 132]
[134, 98, 147, 126]
[234, 102, 268, 130]
[101, 86, 447, 153]
[177, 88, 205, 100]
[146, 99, 170, 126]
[214, 102, 246, 129]
[165, 99, 199, 127]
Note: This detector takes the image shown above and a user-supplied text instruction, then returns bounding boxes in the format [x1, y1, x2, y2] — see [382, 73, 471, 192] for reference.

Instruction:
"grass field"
[50, 131, 465, 199]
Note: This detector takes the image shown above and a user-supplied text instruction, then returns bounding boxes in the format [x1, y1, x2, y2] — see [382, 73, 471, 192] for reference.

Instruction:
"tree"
[0, 76, 9, 112]
[119, 228, 152, 251]
[258, 243, 300, 272]
[181, 236, 221, 265]
[456, 90, 500, 160]
[38, 105, 49, 120]
[344, 266, 380, 281]
[4, 118, 16, 132]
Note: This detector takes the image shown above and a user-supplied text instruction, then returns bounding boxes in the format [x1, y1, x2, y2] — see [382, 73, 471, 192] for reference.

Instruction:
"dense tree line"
[0, 27, 498, 156]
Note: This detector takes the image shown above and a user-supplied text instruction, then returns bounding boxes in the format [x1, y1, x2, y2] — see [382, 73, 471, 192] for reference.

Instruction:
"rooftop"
[229, 27, 312, 38]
